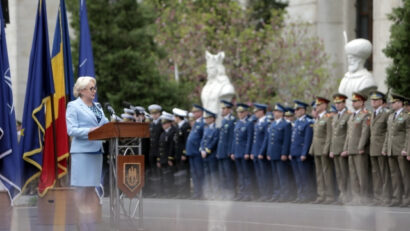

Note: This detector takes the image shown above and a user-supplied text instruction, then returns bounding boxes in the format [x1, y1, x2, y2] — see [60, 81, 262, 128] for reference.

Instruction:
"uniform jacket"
[200, 123, 219, 157]
[382, 109, 410, 156]
[149, 119, 163, 157]
[369, 107, 390, 156]
[158, 126, 176, 164]
[330, 109, 350, 155]
[173, 120, 191, 160]
[216, 114, 236, 159]
[66, 98, 109, 153]
[232, 116, 254, 158]
[186, 117, 205, 156]
[343, 109, 370, 154]
[309, 112, 332, 156]
[251, 116, 269, 156]
[290, 115, 314, 157]
[261, 118, 291, 160]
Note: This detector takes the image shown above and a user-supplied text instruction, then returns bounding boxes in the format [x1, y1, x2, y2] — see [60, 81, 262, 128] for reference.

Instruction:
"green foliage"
[147, 0, 334, 106]
[66, 0, 189, 112]
[383, 0, 410, 97]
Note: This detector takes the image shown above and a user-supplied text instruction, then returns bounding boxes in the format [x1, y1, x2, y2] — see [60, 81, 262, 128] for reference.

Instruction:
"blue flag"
[59, 0, 75, 101]
[78, 0, 95, 78]
[19, 0, 55, 193]
[0, 2, 22, 203]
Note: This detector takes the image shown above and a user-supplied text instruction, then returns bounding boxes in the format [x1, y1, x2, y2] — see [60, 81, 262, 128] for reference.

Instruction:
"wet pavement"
[5, 198, 410, 231]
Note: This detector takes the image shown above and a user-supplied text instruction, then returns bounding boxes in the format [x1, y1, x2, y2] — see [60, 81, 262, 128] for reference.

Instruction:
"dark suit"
[200, 123, 219, 198]
[148, 119, 163, 195]
[173, 121, 191, 197]
[158, 125, 176, 196]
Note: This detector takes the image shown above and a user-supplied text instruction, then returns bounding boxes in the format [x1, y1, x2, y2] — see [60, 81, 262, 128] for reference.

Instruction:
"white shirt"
[394, 108, 404, 118]
[153, 118, 160, 124]
[275, 118, 283, 125]
[258, 115, 266, 124]
[178, 120, 186, 128]
[318, 111, 326, 119]
[338, 108, 346, 116]
[374, 106, 383, 116]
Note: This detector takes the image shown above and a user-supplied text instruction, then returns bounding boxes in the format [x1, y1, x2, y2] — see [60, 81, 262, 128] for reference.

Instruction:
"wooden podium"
[89, 122, 149, 231]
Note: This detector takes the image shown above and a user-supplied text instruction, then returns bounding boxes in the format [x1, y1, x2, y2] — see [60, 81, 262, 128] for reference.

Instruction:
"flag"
[78, 0, 95, 79]
[0, 2, 22, 203]
[79, 0, 103, 198]
[38, 0, 72, 196]
[19, 0, 55, 193]
[60, 0, 74, 101]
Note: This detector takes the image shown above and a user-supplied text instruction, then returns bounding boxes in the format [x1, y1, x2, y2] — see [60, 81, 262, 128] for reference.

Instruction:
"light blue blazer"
[66, 97, 109, 153]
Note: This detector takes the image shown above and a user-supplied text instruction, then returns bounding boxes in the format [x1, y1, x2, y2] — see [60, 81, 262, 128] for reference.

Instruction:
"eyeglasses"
[89, 86, 97, 92]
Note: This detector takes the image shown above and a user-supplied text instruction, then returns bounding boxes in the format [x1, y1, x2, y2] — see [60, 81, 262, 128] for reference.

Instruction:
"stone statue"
[201, 51, 235, 126]
[338, 39, 377, 110]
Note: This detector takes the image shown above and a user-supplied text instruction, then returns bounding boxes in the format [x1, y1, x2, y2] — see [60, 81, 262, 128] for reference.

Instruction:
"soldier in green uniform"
[369, 91, 391, 205]
[382, 93, 410, 207]
[329, 93, 351, 204]
[342, 92, 370, 205]
[310, 97, 336, 204]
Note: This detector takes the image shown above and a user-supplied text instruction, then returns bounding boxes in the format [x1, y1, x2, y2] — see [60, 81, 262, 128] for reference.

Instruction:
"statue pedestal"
[0, 191, 12, 230]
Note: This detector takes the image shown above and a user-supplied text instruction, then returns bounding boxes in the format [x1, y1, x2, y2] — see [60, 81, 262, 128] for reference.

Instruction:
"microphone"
[104, 102, 116, 115]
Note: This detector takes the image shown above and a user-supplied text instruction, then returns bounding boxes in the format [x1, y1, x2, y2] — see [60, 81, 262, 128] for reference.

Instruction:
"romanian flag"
[38, 0, 73, 196]
[19, 0, 55, 193]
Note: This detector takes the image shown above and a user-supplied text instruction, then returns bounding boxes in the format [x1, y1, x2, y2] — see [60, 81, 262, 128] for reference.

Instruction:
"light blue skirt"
[70, 153, 103, 187]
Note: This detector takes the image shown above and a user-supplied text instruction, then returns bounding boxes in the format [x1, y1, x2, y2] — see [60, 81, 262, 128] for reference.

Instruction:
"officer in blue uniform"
[289, 100, 316, 203]
[252, 103, 272, 201]
[230, 103, 254, 201]
[216, 100, 236, 199]
[186, 104, 205, 199]
[261, 103, 295, 202]
[200, 109, 219, 199]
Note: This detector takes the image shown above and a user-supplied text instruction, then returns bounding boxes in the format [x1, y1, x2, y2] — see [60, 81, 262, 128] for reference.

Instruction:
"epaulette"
[346, 110, 352, 114]
[325, 113, 332, 118]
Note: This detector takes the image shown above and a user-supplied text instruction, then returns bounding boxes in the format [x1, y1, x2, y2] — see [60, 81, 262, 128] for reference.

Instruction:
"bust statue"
[201, 51, 235, 126]
[338, 39, 377, 110]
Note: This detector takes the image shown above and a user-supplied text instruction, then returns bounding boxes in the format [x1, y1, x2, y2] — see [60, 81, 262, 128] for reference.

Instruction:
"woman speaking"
[66, 77, 108, 224]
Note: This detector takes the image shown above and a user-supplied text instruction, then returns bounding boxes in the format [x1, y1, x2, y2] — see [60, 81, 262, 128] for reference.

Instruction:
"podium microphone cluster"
[104, 102, 121, 122]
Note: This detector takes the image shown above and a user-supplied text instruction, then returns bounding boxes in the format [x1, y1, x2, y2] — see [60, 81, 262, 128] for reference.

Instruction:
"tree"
[147, 0, 335, 106]
[66, 0, 189, 112]
[383, 0, 410, 97]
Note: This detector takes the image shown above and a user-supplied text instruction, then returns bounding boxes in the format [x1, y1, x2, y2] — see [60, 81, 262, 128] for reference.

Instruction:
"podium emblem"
[117, 155, 145, 198]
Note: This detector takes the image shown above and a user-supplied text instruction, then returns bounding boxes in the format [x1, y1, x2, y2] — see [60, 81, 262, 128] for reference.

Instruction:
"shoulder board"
[361, 109, 368, 114]
[346, 110, 352, 114]
[309, 124, 314, 127]
[325, 113, 332, 118]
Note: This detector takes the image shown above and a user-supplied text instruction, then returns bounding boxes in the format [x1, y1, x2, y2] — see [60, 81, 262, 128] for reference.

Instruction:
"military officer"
[148, 104, 163, 197]
[230, 103, 254, 201]
[200, 109, 219, 199]
[382, 93, 410, 207]
[172, 108, 191, 198]
[341, 92, 371, 205]
[186, 104, 206, 199]
[368, 91, 391, 205]
[216, 100, 236, 199]
[261, 103, 294, 202]
[284, 107, 295, 125]
[252, 103, 271, 201]
[310, 97, 336, 204]
[289, 100, 316, 203]
[158, 112, 177, 197]
[329, 93, 351, 204]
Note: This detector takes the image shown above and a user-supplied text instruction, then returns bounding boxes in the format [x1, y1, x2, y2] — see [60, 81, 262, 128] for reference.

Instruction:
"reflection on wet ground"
[7, 197, 410, 231]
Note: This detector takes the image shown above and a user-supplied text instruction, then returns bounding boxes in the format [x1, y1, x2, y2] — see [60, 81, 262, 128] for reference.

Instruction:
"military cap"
[160, 111, 174, 122]
[236, 103, 249, 112]
[369, 91, 386, 101]
[345, 39, 372, 60]
[330, 105, 337, 113]
[284, 107, 295, 116]
[315, 96, 330, 105]
[203, 108, 217, 118]
[332, 93, 348, 103]
[220, 100, 233, 108]
[294, 100, 309, 109]
[273, 103, 286, 112]
[253, 103, 268, 112]
[389, 93, 406, 103]
[191, 104, 204, 112]
[148, 104, 162, 113]
[172, 108, 188, 118]
[351, 92, 367, 102]
[131, 106, 146, 113]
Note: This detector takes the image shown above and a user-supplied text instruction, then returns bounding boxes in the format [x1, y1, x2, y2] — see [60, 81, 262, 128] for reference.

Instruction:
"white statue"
[201, 51, 235, 126]
[338, 38, 377, 110]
